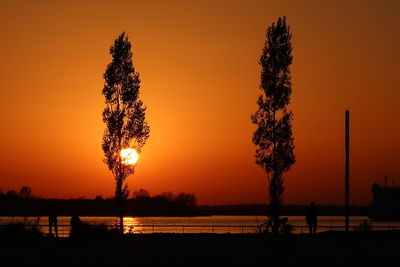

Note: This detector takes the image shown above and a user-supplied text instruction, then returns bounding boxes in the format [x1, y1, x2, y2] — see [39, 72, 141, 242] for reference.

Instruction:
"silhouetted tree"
[102, 32, 150, 233]
[162, 192, 174, 202]
[94, 195, 104, 201]
[19, 186, 32, 198]
[176, 193, 197, 207]
[6, 190, 18, 199]
[251, 16, 295, 233]
[132, 188, 150, 199]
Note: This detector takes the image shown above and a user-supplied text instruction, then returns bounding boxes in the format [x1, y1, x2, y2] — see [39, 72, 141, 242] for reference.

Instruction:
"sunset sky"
[0, 0, 399, 205]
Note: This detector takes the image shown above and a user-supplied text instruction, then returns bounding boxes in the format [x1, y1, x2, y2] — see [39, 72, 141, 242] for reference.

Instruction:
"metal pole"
[345, 110, 350, 232]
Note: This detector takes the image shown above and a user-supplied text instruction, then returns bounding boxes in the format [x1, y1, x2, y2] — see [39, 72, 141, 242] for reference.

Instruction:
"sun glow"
[120, 148, 139, 165]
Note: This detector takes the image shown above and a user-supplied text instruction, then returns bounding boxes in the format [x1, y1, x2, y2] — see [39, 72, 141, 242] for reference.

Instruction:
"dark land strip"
[1, 232, 399, 266]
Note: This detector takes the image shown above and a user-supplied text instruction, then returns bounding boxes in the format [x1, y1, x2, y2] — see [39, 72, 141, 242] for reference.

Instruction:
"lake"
[2, 215, 400, 237]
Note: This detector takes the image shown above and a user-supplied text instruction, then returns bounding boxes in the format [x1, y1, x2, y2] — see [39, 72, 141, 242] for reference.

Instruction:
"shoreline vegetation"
[0, 187, 371, 217]
[0, 202, 371, 217]
[0, 200, 370, 217]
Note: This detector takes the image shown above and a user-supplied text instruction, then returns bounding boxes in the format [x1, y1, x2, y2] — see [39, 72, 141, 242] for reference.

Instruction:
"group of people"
[269, 202, 319, 235]
[48, 208, 82, 238]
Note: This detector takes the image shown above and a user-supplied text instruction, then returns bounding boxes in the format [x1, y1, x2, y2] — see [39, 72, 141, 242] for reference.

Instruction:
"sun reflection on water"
[123, 217, 142, 234]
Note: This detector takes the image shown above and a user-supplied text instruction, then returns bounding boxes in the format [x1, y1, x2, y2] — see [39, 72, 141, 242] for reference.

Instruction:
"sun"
[120, 148, 139, 165]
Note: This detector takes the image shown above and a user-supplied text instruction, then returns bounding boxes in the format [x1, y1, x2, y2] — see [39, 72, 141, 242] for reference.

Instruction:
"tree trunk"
[119, 197, 124, 234]
[269, 174, 281, 234]
[117, 158, 124, 234]
[270, 109, 281, 234]
[116, 174, 124, 234]
[116, 180, 124, 234]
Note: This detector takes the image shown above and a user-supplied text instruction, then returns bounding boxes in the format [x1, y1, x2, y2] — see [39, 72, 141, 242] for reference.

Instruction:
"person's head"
[310, 201, 315, 206]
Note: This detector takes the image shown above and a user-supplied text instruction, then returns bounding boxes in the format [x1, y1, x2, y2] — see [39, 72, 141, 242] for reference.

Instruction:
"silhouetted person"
[70, 212, 82, 238]
[48, 203, 58, 237]
[306, 201, 318, 235]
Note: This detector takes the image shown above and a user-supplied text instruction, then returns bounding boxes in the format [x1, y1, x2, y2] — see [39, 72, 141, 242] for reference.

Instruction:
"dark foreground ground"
[1, 232, 399, 266]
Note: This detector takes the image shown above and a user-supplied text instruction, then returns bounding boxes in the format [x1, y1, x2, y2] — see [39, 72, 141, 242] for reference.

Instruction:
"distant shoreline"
[199, 204, 370, 216]
[0, 203, 371, 217]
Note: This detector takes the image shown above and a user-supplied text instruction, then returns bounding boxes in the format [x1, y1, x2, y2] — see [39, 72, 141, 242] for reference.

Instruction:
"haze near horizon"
[0, 0, 399, 205]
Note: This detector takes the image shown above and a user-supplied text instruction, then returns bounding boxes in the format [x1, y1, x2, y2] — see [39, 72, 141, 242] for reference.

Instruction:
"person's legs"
[49, 218, 53, 236]
[54, 217, 58, 237]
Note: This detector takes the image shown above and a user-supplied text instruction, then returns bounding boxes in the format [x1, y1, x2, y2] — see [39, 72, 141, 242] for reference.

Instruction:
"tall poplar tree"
[251, 17, 295, 233]
[102, 32, 150, 233]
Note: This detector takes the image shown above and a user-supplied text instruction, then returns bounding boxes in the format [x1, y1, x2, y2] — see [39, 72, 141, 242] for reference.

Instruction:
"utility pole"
[345, 110, 350, 232]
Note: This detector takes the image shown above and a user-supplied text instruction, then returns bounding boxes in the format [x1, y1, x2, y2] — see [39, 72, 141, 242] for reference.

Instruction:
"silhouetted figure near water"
[70, 213, 82, 238]
[306, 201, 318, 235]
[48, 203, 58, 237]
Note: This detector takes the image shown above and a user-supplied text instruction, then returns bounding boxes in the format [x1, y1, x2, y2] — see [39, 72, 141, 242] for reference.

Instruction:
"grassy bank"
[1, 232, 399, 266]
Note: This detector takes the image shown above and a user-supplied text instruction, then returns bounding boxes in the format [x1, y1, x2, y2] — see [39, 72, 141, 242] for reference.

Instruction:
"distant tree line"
[130, 189, 197, 216]
[0, 187, 199, 217]
[0, 186, 33, 199]
[0, 186, 372, 217]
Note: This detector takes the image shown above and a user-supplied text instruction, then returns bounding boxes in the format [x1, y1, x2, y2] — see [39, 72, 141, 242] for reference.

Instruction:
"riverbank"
[1, 232, 399, 266]
[0, 200, 371, 216]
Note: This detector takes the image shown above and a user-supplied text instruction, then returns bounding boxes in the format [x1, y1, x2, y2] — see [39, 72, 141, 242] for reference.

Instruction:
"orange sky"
[0, 0, 399, 205]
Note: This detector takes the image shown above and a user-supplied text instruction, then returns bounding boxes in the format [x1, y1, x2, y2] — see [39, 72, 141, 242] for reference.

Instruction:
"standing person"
[70, 212, 82, 238]
[48, 202, 58, 237]
[305, 201, 318, 235]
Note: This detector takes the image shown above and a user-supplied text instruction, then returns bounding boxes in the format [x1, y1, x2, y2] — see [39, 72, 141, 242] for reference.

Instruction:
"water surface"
[2, 215, 398, 237]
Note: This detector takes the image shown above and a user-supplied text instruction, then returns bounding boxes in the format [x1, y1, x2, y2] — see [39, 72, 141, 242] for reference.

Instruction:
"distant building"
[369, 182, 400, 221]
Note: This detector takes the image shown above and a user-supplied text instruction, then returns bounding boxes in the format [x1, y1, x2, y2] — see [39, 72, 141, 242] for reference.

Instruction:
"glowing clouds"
[120, 148, 139, 165]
